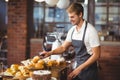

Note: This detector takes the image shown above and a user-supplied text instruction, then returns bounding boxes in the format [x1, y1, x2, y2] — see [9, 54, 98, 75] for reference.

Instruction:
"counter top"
[30, 38, 120, 46]
[100, 41, 120, 46]
[30, 38, 43, 42]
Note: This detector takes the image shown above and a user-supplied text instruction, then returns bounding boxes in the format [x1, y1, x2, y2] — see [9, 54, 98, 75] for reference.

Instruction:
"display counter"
[0, 56, 74, 80]
[1, 63, 73, 80]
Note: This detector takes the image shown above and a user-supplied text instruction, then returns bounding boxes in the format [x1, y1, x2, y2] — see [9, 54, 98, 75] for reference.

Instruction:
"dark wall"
[0, 0, 7, 32]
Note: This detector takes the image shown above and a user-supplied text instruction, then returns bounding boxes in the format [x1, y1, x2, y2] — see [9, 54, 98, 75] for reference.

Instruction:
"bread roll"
[4, 68, 13, 76]
[26, 62, 35, 69]
[35, 62, 44, 69]
[31, 56, 40, 63]
[10, 64, 19, 71]
[14, 71, 23, 78]
[47, 60, 58, 67]
[38, 59, 45, 65]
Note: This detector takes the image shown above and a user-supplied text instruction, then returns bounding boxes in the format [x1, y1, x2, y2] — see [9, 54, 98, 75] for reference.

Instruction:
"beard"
[71, 18, 81, 26]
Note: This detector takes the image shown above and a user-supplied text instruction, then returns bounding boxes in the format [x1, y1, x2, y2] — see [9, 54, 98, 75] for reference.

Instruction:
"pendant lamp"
[35, 0, 45, 2]
[5, 0, 9, 2]
[45, 0, 59, 7]
[57, 0, 70, 9]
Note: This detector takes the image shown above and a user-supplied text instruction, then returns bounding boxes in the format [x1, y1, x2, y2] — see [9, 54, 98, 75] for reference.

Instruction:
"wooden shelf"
[0, 57, 7, 61]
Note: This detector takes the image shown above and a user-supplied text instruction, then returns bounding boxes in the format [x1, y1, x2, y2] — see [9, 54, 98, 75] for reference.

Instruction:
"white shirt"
[65, 21, 100, 55]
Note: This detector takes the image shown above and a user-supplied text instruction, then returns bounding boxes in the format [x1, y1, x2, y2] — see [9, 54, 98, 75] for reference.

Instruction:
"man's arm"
[41, 41, 72, 57]
[68, 46, 100, 79]
[77, 46, 101, 70]
[51, 41, 72, 54]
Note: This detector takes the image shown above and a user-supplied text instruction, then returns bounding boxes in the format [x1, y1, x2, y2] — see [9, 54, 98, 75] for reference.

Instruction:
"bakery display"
[3, 65, 31, 79]
[2, 56, 67, 80]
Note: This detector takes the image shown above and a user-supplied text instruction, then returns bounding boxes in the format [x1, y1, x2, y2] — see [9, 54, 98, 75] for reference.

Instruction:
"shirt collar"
[74, 21, 86, 33]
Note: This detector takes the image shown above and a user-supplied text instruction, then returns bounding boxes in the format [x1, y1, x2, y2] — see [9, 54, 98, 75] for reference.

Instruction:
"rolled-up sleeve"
[89, 26, 100, 47]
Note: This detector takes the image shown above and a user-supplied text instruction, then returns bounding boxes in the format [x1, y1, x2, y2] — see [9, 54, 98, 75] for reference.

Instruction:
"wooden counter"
[99, 41, 120, 80]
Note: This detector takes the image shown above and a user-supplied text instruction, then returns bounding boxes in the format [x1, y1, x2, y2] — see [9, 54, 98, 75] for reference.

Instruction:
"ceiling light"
[45, 0, 59, 7]
[5, 0, 9, 2]
[35, 0, 45, 2]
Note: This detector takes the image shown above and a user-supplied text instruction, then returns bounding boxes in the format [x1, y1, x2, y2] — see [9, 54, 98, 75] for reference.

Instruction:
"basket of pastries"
[2, 55, 66, 79]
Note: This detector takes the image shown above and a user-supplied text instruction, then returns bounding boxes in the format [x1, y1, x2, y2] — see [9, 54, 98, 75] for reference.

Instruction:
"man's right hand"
[39, 51, 52, 58]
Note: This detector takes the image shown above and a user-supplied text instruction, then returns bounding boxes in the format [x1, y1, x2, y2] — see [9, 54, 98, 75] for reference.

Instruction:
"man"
[40, 2, 100, 80]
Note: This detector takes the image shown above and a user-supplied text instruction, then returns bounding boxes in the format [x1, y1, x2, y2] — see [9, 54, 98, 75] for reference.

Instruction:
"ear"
[79, 12, 82, 18]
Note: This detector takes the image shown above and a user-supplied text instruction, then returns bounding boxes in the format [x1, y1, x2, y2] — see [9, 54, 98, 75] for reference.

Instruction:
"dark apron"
[72, 21, 98, 80]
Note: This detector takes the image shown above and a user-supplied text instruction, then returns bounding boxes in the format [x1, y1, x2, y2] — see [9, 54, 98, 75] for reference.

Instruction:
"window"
[95, 0, 120, 41]
[33, 1, 88, 38]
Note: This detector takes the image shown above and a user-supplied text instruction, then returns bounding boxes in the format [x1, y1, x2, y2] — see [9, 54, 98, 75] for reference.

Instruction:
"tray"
[26, 77, 57, 80]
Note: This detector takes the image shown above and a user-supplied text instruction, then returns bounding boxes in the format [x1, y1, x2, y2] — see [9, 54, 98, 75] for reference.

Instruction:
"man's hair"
[66, 2, 84, 16]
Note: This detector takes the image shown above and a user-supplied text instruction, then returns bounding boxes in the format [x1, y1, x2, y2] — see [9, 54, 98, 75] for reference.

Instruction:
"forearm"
[50, 46, 66, 55]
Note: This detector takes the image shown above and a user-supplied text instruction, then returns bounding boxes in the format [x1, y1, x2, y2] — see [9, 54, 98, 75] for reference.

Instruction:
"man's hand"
[39, 51, 52, 58]
[68, 67, 82, 80]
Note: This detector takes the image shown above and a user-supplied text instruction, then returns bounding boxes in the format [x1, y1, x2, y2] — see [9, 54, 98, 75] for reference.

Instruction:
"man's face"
[68, 12, 82, 25]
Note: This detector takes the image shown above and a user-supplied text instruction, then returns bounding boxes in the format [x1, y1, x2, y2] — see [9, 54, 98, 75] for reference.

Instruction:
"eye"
[69, 16, 74, 19]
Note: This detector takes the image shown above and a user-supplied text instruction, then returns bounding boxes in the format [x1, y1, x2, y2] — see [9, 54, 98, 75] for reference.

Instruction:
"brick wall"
[99, 45, 120, 80]
[30, 39, 43, 58]
[7, 0, 27, 66]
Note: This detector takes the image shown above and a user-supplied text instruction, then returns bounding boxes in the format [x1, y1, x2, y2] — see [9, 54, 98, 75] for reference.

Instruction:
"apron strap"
[71, 28, 74, 41]
[82, 21, 88, 41]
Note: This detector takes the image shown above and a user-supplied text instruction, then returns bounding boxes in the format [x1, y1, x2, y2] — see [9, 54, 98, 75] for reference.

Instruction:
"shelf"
[0, 50, 8, 52]
[95, 2, 120, 6]
[108, 22, 120, 25]
[0, 57, 7, 61]
[95, 3, 107, 6]
[95, 21, 107, 25]
[108, 3, 120, 6]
